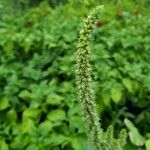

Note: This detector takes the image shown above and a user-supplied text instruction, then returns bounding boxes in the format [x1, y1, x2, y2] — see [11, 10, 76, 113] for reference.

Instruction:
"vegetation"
[0, 0, 149, 150]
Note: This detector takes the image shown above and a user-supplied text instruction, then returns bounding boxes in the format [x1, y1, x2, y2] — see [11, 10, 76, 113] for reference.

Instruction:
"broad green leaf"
[26, 144, 39, 150]
[21, 119, 36, 134]
[47, 109, 66, 122]
[30, 101, 40, 108]
[111, 88, 123, 103]
[102, 93, 111, 106]
[18, 90, 31, 100]
[69, 115, 84, 132]
[39, 120, 53, 135]
[7, 109, 17, 122]
[71, 136, 88, 150]
[124, 119, 145, 146]
[122, 78, 138, 93]
[145, 139, 150, 150]
[146, 133, 150, 139]
[49, 133, 68, 146]
[0, 97, 9, 110]
[4, 40, 14, 54]
[124, 142, 137, 150]
[10, 135, 30, 149]
[23, 37, 32, 53]
[46, 94, 63, 105]
[122, 78, 133, 93]
[22, 108, 39, 120]
[0, 140, 9, 150]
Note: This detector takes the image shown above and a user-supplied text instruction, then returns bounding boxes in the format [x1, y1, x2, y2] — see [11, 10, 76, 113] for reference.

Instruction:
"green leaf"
[22, 108, 39, 120]
[38, 120, 53, 135]
[69, 115, 84, 132]
[111, 88, 123, 103]
[71, 135, 89, 150]
[21, 119, 36, 134]
[102, 93, 111, 106]
[0, 97, 9, 110]
[122, 78, 138, 94]
[7, 109, 17, 122]
[145, 139, 150, 150]
[10, 135, 30, 149]
[4, 40, 14, 54]
[124, 119, 145, 146]
[122, 78, 133, 92]
[18, 90, 31, 100]
[46, 94, 63, 105]
[49, 133, 68, 146]
[47, 109, 66, 122]
[0, 140, 9, 150]
[26, 144, 39, 150]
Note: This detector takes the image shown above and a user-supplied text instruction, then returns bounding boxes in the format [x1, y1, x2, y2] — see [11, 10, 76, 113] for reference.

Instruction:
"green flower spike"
[75, 5, 127, 150]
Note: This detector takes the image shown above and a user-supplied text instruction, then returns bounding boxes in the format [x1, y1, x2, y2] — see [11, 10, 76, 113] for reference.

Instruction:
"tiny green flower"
[75, 5, 127, 150]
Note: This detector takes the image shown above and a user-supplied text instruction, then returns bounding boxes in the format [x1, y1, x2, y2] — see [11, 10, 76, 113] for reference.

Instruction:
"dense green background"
[0, 0, 150, 149]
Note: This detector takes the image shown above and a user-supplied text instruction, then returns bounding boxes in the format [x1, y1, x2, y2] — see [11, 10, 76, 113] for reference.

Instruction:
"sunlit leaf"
[47, 109, 66, 122]
[145, 139, 150, 150]
[111, 88, 123, 103]
[0, 140, 9, 150]
[0, 97, 9, 110]
[22, 108, 39, 120]
[38, 120, 53, 135]
[124, 119, 145, 146]
[7, 109, 17, 122]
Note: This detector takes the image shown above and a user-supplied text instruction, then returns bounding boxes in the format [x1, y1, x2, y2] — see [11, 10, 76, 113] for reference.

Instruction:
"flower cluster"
[75, 5, 104, 150]
[75, 5, 127, 150]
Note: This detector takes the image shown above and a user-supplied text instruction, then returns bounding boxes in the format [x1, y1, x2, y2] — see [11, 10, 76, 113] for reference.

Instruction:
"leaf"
[47, 109, 66, 122]
[111, 88, 123, 103]
[21, 119, 36, 134]
[18, 90, 31, 100]
[124, 119, 145, 146]
[38, 120, 53, 135]
[0, 140, 9, 150]
[23, 37, 32, 53]
[71, 136, 85, 150]
[4, 40, 14, 54]
[46, 94, 63, 105]
[26, 144, 40, 150]
[102, 93, 111, 106]
[0, 97, 9, 110]
[49, 133, 68, 146]
[10, 135, 30, 149]
[122, 78, 137, 93]
[145, 139, 150, 150]
[7, 109, 17, 122]
[22, 108, 39, 120]
[69, 115, 84, 132]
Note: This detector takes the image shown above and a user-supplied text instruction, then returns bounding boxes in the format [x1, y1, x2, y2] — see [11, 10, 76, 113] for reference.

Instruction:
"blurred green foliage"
[0, 0, 150, 149]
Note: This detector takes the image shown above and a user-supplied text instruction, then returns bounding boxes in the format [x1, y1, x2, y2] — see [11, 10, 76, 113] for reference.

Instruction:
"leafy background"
[0, 0, 150, 149]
